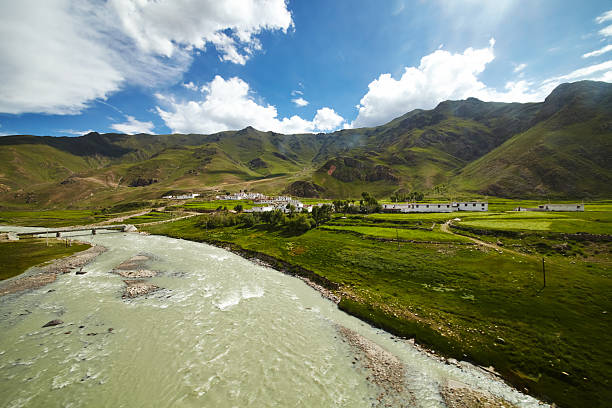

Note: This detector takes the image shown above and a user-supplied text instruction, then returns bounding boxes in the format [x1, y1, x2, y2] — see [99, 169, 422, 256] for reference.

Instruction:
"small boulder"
[42, 319, 63, 327]
[495, 337, 506, 345]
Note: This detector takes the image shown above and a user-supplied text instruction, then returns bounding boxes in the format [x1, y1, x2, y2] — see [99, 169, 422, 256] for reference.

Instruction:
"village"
[163, 191, 586, 213]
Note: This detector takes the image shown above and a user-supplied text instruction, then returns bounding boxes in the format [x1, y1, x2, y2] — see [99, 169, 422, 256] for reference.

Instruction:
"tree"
[238, 213, 255, 227]
[269, 209, 283, 227]
[286, 213, 314, 234]
[360, 191, 379, 213]
[234, 204, 243, 212]
[312, 204, 333, 226]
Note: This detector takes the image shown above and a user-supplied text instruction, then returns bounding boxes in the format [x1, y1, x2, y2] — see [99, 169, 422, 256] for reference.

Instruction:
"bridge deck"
[16, 225, 127, 237]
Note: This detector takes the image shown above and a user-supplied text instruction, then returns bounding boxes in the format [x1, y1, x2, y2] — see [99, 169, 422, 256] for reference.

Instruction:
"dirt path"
[96, 209, 153, 225]
[135, 212, 200, 226]
[440, 220, 534, 259]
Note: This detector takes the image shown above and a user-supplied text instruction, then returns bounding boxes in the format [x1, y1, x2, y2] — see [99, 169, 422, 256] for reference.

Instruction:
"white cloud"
[513, 63, 527, 72]
[350, 36, 612, 128]
[111, 116, 155, 134]
[352, 39, 504, 127]
[540, 60, 612, 90]
[108, 0, 292, 65]
[595, 10, 612, 24]
[183, 82, 199, 91]
[600, 25, 612, 37]
[291, 90, 304, 96]
[583, 44, 612, 58]
[58, 129, 96, 136]
[312, 107, 344, 131]
[156, 75, 344, 134]
[292, 97, 309, 107]
[0, 0, 292, 115]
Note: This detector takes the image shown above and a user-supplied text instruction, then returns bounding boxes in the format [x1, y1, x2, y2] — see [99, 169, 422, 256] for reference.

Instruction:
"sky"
[0, 0, 611, 137]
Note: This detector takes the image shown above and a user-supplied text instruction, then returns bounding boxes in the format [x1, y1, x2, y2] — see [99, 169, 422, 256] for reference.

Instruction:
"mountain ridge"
[1, 80, 611, 207]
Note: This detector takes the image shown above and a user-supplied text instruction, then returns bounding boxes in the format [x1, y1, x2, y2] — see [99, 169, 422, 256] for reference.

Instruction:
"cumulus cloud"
[352, 39, 501, 127]
[312, 107, 344, 131]
[350, 37, 612, 128]
[183, 82, 199, 91]
[156, 75, 344, 134]
[292, 97, 309, 107]
[110, 116, 155, 134]
[0, 0, 292, 115]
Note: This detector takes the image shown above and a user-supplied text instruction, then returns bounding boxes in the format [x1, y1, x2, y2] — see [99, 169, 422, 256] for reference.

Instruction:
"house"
[163, 193, 200, 200]
[514, 203, 584, 212]
[454, 201, 488, 212]
[382, 203, 455, 213]
[382, 201, 488, 213]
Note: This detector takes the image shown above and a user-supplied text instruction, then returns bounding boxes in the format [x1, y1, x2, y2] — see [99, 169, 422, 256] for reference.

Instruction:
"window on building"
[473, 203, 476, 207]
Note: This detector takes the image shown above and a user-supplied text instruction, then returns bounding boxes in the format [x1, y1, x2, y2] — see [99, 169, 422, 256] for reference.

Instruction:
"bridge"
[12, 224, 137, 239]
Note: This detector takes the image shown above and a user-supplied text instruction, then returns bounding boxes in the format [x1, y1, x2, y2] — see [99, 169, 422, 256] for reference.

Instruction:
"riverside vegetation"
[140, 200, 612, 408]
[0, 239, 90, 281]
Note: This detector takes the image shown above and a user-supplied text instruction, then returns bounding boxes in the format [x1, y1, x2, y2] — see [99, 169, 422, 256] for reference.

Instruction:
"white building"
[382, 203, 455, 213]
[515, 203, 584, 212]
[245, 200, 305, 213]
[215, 192, 266, 200]
[163, 193, 200, 200]
[454, 201, 488, 212]
[382, 201, 488, 213]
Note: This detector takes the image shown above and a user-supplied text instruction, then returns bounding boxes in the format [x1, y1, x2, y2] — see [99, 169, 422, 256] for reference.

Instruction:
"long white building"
[382, 201, 488, 213]
[515, 203, 584, 212]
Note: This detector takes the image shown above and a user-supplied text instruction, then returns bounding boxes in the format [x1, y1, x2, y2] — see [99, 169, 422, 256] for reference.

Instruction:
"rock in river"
[42, 319, 64, 327]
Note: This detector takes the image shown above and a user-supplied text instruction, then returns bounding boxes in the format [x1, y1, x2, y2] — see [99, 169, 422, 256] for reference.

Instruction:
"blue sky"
[1, 0, 611, 136]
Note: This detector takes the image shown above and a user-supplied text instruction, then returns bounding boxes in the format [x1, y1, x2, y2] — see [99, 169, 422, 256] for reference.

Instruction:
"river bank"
[0, 241, 106, 296]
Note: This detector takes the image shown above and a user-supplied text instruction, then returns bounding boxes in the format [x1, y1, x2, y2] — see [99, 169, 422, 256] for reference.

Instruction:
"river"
[0, 227, 546, 407]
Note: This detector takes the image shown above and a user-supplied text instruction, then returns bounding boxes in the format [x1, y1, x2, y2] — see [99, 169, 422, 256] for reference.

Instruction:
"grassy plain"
[142, 203, 611, 408]
[0, 239, 90, 280]
[122, 210, 176, 224]
[0, 210, 112, 227]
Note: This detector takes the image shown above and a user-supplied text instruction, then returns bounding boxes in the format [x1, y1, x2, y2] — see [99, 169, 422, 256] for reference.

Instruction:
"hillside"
[0, 80, 611, 207]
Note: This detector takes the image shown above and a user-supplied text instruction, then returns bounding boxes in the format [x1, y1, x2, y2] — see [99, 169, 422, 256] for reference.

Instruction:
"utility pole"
[396, 227, 400, 250]
[542, 257, 546, 289]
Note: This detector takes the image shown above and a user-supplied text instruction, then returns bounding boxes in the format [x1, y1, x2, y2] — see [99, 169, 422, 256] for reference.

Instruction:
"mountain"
[1, 80, 610, 208]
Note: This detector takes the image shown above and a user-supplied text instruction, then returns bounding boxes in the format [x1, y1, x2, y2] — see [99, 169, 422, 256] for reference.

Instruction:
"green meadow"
[142, 202, 612, 407]
[0, 239, 90, 281]
[0, 210, 112, 227]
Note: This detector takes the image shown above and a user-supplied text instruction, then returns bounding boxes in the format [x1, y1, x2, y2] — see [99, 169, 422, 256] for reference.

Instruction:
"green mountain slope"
[453, 81, 612, 198]
[0, 80, 610, 207]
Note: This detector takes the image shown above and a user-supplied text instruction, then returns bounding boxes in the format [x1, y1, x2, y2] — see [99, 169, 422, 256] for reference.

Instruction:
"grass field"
[0, 239, 90, 280]
[142, 203, 612, 408]
[457, 207, 612, 234]
[122, 210, 176, 224]
[320, 224, 470, 242]
[0, 210, 113, 227]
